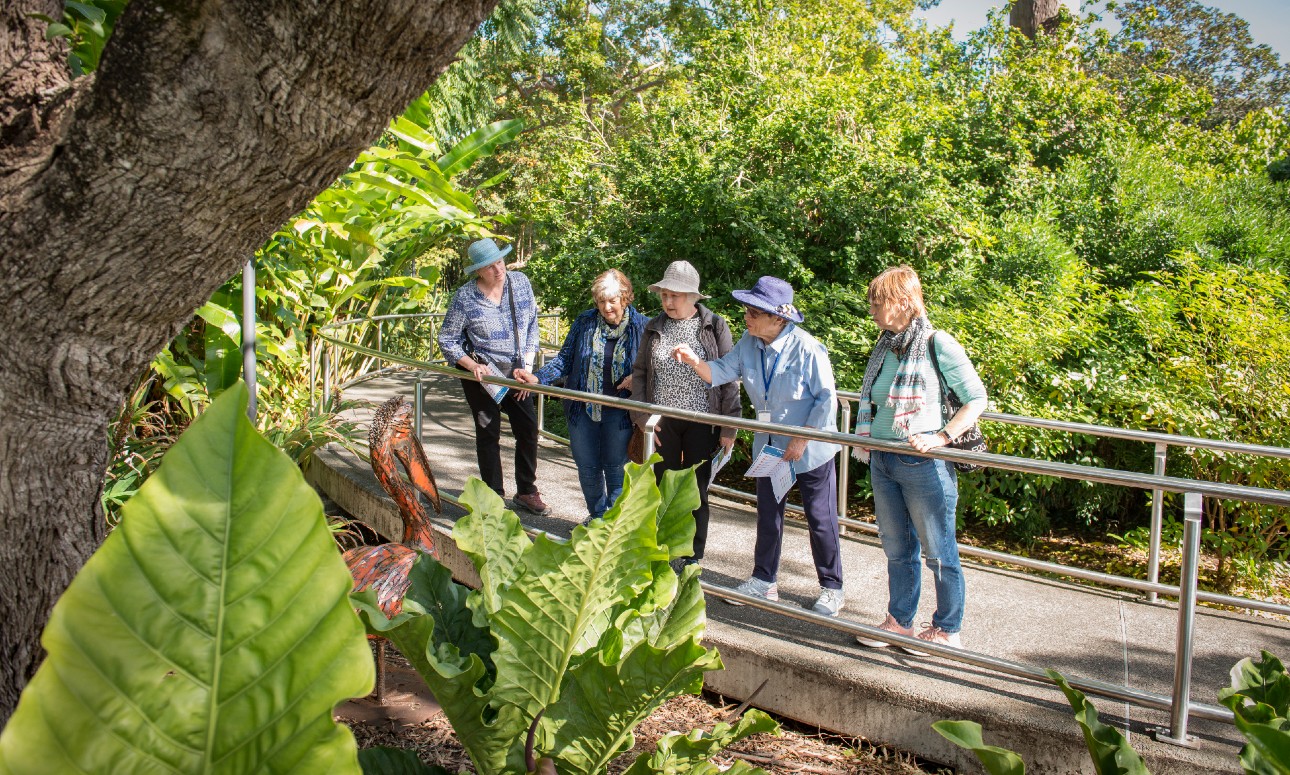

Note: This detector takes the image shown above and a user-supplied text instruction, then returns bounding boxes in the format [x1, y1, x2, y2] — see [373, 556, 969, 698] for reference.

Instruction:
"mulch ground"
[337, 650, 948, 774]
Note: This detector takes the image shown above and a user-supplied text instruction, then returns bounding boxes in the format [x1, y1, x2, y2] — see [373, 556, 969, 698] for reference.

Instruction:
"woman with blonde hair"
[516, 270, 648, 523]
[854, 265, 986, 650]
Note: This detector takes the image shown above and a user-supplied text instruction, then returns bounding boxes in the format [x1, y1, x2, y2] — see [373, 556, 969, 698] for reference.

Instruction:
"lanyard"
[759, 347, 781, 409]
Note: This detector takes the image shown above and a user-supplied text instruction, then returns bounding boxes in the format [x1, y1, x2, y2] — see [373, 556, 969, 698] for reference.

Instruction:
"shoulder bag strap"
[926, 331, 954, 422]
[506, 274, 522, 365]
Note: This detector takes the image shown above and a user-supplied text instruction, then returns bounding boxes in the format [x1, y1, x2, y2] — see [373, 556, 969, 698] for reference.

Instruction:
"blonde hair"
[867, 264, 926, 316]
[591, 269, 634, 306]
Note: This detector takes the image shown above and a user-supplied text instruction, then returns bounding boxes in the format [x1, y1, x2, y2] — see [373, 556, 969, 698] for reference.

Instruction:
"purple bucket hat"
[731, 276, 803, 323]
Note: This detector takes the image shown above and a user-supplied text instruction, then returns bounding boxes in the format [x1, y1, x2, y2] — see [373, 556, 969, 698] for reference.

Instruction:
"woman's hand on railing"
[513, 368, 539, 385]
[909, 431, 948, 454]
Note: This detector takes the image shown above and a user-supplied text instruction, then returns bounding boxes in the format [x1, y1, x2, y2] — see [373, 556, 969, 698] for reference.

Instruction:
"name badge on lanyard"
[758, 347, 781, 426]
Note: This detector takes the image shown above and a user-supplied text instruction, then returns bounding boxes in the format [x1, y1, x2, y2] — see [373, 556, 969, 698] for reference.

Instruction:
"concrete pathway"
[309, 370, 1290, 774]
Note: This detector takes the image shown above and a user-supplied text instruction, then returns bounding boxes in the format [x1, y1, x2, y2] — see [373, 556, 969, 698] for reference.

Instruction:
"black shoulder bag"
[927, 332, 988, 473]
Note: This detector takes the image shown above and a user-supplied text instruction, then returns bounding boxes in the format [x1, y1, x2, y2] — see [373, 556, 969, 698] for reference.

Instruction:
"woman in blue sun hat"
[438, 238, 550, 516]
[671, 276, 846, 617]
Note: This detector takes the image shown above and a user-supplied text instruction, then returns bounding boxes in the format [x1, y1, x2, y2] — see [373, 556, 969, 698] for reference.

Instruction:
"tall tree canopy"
[0, 0, 498, 723]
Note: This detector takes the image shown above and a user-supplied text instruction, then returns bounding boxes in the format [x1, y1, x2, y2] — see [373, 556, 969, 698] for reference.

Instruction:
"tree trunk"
[0, 0, 497, 724]
[1009, 0, 1065, 39]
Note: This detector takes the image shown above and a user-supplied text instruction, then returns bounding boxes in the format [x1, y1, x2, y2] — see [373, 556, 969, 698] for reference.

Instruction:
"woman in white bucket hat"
[629, 261, 740, 569]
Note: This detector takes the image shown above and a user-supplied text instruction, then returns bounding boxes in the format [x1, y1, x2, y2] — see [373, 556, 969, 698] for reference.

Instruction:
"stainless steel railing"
[312, 327, 1290, 746]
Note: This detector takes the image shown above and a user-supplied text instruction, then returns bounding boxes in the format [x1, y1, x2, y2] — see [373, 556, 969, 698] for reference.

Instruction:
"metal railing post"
[838, 399, 852, 530]
[414, 377, 423, 441]
[644, 414, 662, 460]
[308, 336, 317, 414]
[376, 320, 383, 370]
[536, 347, 546, 435]
[1154, 492, 1203, 747]
[1147, 442, 1169, 603]
[322, 344, 332, 407]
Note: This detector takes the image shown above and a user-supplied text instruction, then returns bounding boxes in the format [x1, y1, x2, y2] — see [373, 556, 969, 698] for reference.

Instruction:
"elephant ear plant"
[0, 382, 375, 774]
[357, 461, 778, 775]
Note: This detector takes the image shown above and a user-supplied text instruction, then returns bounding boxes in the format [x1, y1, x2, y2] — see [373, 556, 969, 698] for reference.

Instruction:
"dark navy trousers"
[752, 458, 843, 589]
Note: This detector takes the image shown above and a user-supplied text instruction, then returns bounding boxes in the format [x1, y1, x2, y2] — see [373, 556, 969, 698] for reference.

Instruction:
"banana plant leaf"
[436, 119, 525, 179]
[931, 720, 1026, 775]
[0, 383, 374, 774]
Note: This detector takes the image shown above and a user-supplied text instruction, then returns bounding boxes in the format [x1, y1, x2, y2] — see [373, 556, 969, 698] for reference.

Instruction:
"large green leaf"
[542, 583, 723, 775]
[436, 119, 525, 179]
[357, 747, 452, 775]
[1046, 670, 1149, 775]
[0, 383, 372, 774]
[1233, 715, 1290, 774]
[487, 463, 668, 718]
[931, 720, 1026, 775]
[622, 709, 779, 775]
[1221, 652, 1290, 719]
[198, 296, 244, 397]
[654, 463, 701, 559]
[452, 480, 531, 621]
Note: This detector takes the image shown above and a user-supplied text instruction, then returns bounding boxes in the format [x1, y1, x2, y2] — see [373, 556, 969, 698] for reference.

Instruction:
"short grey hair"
[591, 269, 634, 306]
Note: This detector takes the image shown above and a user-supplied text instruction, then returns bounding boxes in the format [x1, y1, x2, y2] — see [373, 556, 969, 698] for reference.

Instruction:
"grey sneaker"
[512, 491, 551, 516]
[808, 586, 845, 617]
[725, 576, 779, 605]
[855, 614, 915, 648]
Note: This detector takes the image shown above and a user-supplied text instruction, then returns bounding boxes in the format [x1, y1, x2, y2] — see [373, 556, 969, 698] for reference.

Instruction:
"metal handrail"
[835, 389, 1290, 604]
[342, 442, 1234, 729]
[313, 331, 1289, 745]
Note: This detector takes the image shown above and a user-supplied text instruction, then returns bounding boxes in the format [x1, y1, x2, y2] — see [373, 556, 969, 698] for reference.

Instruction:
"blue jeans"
[869, 451, 964, 633]
[568, 407, 634, 520]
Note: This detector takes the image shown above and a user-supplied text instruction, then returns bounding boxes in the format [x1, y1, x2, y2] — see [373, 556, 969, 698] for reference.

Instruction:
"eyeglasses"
[744, 306, 769, 319]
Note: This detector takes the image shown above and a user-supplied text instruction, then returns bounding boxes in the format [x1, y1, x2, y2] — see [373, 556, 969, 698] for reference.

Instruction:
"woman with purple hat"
[671, 276, 845, 617]
[629, 260, 740, 569]
[437, 238, 550, 517]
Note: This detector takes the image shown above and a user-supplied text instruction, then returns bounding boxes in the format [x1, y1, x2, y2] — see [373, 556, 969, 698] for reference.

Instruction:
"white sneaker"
[855, 614, 914, 648]
[808, 587, 845, 617]
[725, 576, 779, 605]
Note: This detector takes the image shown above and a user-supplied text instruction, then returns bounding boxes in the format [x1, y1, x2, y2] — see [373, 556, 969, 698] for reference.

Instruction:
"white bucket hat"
[646, 260, 709, 299]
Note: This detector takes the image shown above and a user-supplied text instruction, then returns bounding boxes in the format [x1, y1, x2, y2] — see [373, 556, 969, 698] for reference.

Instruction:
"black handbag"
[927, 332, 987, 473]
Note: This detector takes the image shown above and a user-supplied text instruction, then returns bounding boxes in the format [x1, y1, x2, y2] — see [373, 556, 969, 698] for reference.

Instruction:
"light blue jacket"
[706, 324, 840, 473]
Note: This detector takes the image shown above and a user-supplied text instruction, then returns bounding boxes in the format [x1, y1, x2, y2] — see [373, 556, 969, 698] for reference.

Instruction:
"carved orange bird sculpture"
[344, 395, 442, 699]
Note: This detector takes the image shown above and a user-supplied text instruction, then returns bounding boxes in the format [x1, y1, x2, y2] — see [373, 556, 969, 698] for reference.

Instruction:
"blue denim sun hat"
[465, 238, 513, 274]
[731, 276, 804, 323]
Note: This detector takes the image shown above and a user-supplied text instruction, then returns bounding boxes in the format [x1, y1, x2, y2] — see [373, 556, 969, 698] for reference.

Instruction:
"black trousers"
[654, 418, 719, 560]
[459, 376, 539, 498]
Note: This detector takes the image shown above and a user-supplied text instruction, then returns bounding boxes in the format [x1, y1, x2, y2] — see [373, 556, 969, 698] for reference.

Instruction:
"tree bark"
[1009, 0, 1065, 39]
[0, 0, 497, 724]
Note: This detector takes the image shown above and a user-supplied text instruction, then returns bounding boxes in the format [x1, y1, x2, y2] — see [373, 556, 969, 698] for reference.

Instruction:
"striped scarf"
[855, 315, 934, 455]
[586, 314, 631, 422]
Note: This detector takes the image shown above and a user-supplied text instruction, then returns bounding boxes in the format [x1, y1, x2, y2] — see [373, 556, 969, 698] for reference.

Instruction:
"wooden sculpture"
[344, 395, 442, 700]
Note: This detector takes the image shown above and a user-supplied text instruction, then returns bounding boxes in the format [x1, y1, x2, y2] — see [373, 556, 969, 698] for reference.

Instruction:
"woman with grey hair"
[629, 261, 740, 568]
[515, 270, 648, 523]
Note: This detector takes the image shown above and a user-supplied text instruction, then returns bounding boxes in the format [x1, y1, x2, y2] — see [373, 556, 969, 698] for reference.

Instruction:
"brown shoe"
[512, 491, 551, 516]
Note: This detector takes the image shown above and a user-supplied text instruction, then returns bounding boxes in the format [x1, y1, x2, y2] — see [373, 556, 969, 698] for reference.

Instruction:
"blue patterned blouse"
[437, 271, 540, 369]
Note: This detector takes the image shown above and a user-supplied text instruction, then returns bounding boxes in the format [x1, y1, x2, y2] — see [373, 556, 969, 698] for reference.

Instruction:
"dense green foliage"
[104, 105, 521, 523]
[0, 384, 374, 774]
[458, 0, 1290, 587]
[357, 463, 777, 774]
